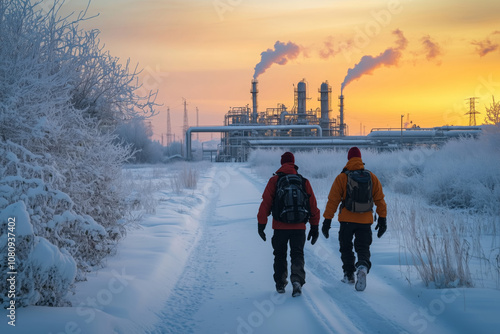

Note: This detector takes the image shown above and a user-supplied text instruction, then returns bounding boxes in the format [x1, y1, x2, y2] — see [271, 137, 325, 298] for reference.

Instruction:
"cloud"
[421, 35, 442, 62]
[471, 38, 499, 57]
[471, 31, 500, 57]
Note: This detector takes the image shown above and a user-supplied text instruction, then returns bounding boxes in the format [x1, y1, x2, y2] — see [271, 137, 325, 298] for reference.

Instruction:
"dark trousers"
[271, 229, 306, 286]
[338, 222, 372, 274]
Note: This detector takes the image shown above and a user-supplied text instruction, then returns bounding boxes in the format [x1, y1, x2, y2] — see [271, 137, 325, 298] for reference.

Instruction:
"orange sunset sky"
[66, 0, 500, 141]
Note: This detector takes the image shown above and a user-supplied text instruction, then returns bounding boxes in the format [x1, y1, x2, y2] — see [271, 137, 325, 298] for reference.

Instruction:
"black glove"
[322, 219, 332, 238]
[375, 217, 387, 238]
[307, 225, 319, 245]
[258, 224, 266, 241]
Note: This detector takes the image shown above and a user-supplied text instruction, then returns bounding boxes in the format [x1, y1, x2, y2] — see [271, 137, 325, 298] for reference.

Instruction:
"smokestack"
[339, 93, 345, 136]
[251, 79, 258, 123]
[319, 81, 331, 133]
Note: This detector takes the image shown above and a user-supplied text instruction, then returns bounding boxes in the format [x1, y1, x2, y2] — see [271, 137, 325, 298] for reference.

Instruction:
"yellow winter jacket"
[323, 157, 387, 224]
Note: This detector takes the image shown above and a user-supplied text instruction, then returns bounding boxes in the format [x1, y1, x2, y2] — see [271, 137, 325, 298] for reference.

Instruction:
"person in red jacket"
[257, 152, 320, 297]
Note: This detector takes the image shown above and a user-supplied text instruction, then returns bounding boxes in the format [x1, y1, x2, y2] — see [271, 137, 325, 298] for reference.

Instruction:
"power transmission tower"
[182, 98, 189, 142]
[166, 107, 172, 145]
[465, 97, 480, 126]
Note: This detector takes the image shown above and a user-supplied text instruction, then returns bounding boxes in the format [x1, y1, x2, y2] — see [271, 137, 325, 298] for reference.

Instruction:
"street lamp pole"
[401, 114, 404, 144]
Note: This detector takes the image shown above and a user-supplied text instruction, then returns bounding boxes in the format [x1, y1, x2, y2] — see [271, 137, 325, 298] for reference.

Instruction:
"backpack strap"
[296, 173, 311, 210]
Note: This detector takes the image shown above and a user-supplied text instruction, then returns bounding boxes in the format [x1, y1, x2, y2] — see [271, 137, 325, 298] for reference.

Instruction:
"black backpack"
[342, 169, 374, 213]
[272, 173, 311, 223]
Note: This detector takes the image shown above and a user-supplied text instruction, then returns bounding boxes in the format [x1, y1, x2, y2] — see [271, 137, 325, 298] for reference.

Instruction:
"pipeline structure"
[185, 79, 482, 161]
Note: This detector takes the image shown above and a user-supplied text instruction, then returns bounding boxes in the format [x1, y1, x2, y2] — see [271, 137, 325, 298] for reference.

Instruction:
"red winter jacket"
[257, 162, 320, 230]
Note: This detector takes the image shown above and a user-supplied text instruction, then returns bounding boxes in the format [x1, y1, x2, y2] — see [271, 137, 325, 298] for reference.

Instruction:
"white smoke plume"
[341, 29, 408, 92]
[253, 41, 301, 79]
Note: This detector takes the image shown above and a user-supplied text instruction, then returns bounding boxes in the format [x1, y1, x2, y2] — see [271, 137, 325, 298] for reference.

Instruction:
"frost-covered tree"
[0, 0, 158, 307]
[484, 96, 500, 125]
[115, 119, 165, 163]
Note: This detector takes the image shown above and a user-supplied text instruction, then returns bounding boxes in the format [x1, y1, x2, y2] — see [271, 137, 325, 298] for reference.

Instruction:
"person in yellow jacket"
[322, 147, 387, 291]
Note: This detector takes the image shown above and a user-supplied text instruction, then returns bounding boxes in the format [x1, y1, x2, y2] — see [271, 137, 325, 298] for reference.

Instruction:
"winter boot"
[355, 266, 368, 291]
[276, 283, 286, 294]
[341, 272, 355, 284]
[292, 282, 302, 297]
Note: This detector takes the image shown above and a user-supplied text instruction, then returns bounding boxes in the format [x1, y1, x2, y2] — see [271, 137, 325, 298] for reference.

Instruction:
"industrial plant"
[185, 79, 482, 162]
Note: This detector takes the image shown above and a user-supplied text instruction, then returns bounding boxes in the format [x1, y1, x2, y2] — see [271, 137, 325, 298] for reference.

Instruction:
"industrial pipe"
[185, 125, 323, 160]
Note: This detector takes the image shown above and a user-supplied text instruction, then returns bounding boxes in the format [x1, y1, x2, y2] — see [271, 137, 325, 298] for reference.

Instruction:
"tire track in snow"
[151, 220, 219, 334]
[149, 167, 221, 334]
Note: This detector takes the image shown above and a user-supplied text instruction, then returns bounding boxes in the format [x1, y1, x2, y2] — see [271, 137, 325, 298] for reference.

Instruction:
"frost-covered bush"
[0, 0, 157, 307]
[170, 164, 200, 194]
[115, 119, 165, 163]
[392, 200, 473, 288]
[0, 141, 117, 304]
[421, 129, 500, 214]
[0, 202, 77, 307]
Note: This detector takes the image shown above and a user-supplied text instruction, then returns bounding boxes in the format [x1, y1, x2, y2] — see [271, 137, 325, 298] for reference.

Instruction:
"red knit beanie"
[281, 152, 295, 165]
[347, 147, 361, 160]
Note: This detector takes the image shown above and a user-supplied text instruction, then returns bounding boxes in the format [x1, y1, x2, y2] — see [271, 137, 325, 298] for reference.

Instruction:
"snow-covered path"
[150, 166, 414, 334]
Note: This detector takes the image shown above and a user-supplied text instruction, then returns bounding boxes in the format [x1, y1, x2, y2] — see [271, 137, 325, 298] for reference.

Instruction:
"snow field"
[3, 152, 500, 334]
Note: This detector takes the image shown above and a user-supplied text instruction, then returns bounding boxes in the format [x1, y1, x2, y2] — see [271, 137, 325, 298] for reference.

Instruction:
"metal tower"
[166, 107, 172, 145]
[251, 80, 258, 123]
[182, 98, 189, 141]
[339, 94, 345, 136]
[465, 97, 480, 126]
